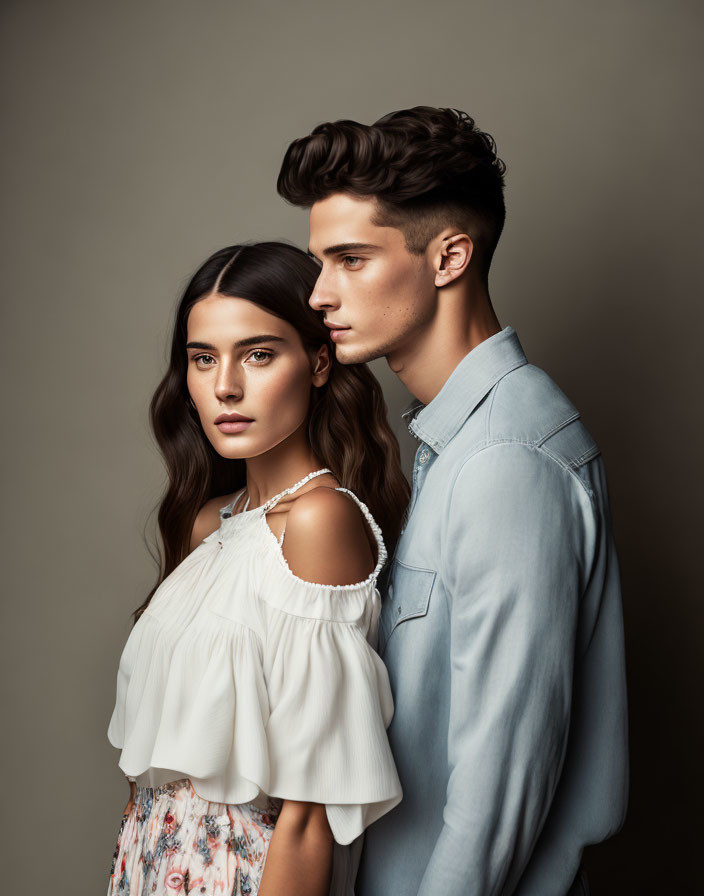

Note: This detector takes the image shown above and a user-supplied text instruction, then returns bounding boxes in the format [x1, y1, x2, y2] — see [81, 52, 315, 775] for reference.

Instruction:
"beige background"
[2, 0, 702, 891]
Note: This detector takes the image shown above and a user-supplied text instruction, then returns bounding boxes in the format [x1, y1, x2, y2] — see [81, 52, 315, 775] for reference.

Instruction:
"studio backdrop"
[1, 0, 702, 892]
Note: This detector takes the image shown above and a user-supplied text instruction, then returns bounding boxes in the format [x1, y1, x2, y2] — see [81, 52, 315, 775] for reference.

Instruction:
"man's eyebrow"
[186, 335, 287, 350]
[307, 242, 382, 259]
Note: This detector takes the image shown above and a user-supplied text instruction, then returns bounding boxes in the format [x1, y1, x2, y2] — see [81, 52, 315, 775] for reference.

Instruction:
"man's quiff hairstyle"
[277, 106, 507, 282]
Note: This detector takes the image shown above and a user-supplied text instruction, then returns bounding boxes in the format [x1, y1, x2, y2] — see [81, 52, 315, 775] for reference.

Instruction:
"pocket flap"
[386, 559, 436, 635]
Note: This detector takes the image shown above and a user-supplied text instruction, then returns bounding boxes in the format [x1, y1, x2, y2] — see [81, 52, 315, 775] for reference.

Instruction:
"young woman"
[106, 242, 409, 896]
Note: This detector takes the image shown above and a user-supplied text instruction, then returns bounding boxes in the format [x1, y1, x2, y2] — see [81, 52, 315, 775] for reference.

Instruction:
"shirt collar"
[401, 326, 527, 453]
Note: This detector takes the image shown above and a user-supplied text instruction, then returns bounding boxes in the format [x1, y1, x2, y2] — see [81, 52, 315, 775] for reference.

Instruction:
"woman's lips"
[216, 420, 253, 433]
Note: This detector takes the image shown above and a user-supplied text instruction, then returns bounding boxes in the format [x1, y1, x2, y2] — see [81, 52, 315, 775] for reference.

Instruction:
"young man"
[277, 107, 629, 896]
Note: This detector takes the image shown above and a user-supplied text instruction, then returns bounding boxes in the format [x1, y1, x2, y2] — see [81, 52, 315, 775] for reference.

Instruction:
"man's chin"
[333, 340, 385, 365]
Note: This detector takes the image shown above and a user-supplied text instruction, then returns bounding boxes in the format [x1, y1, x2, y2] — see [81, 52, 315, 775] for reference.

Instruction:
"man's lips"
[324, 321, 351, 342]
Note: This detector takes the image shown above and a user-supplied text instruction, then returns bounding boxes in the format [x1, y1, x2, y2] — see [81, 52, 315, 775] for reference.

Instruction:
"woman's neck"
[242, 427, 324, 509]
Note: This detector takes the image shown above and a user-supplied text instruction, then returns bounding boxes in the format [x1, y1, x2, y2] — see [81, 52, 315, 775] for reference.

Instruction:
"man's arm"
[417, 441, 596, 896]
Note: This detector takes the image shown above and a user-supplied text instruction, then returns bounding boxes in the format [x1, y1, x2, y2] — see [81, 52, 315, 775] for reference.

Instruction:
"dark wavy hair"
[277, 106, 507, 283]
[135, 241, 410, 621]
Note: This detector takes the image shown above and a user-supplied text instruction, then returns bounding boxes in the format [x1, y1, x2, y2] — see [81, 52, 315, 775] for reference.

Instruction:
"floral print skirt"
[107, 778, 283, 896]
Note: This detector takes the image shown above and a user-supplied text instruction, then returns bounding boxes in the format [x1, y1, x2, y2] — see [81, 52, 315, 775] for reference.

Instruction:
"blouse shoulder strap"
[220, 486, 247, 519]
[261, 467, 333, 513]
[334, 487, 388, 579]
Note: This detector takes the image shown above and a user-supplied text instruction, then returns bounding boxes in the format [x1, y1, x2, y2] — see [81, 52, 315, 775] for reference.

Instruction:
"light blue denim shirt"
[356, 326, 628, 896]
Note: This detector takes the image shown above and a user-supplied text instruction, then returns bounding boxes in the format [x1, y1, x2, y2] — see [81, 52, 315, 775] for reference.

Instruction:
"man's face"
[307, 193, 437, 365]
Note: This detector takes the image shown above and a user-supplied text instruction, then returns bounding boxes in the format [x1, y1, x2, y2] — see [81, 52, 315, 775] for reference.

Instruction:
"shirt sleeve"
[417, 441, 596, 896]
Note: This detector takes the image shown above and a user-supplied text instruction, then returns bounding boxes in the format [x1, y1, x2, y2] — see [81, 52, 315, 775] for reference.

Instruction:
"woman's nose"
[214, 363, 244, 401]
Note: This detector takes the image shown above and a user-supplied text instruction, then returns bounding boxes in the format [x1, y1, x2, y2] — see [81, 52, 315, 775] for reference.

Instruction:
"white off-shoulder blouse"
[107, 467, 402, 850]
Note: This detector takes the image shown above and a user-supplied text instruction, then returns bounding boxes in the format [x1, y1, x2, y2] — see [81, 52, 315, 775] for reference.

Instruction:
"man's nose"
[308, 271, 339, 311]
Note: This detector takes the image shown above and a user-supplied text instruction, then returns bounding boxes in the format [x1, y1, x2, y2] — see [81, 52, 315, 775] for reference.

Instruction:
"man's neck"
[387, 288, 502, 406]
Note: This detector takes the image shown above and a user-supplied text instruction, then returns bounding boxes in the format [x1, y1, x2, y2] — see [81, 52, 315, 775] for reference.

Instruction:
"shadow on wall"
[520, 202, 701, 891]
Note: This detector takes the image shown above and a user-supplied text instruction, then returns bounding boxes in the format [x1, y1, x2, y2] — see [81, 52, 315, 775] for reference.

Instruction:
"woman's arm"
[122, 778, 137, 817]
[258, 486, 375, 894]
[258, 800, 334, 896]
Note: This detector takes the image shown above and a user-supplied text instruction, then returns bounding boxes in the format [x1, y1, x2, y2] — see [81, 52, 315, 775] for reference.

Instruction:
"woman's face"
[186, 293, 330, 460]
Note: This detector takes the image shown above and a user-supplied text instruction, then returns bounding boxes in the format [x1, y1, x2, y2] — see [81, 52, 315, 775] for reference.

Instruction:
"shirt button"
[418, 447, 431, 464]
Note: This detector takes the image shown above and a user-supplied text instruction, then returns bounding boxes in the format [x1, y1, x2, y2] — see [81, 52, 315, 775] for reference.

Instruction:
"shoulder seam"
[570, 444, 601, 468]
[535, 411, 582, 447]
[451, 439, 598, 509]
[484, 366, 586, 450]
[485, 377, 500, 444]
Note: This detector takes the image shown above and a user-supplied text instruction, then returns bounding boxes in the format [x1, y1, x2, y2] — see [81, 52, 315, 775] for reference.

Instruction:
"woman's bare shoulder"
[188, 491, 238, 552]
[280, 487, 375, 587]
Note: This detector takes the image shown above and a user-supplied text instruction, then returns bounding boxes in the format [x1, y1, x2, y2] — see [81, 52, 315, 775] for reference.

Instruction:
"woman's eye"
[193, 353, 215, 367]
[343, 256, 363, 268]
[246, 349, 273, 364]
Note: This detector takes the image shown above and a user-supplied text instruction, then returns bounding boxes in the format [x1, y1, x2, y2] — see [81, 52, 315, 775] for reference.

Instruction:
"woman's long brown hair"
[134, 241, 410, 622]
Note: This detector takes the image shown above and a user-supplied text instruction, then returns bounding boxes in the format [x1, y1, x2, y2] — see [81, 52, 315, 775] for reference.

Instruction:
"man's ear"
[311, 343, 332, 387]
[433, 233, 473, 288]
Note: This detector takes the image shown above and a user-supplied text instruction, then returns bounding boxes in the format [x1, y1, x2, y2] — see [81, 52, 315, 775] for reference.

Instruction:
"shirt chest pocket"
[380, 559, 436, 650]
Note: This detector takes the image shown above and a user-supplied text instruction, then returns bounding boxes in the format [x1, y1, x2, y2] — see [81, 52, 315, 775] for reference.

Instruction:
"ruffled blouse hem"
[110, 745, 402, 845]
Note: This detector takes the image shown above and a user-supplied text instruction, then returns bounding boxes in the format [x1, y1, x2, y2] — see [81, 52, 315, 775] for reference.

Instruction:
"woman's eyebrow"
[186, 335, 287, 350]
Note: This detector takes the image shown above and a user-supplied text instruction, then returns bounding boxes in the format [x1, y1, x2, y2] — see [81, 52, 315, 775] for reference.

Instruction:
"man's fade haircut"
[277, 106, 507, 283]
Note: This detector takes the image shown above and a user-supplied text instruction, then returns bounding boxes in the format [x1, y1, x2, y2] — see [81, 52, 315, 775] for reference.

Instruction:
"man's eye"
[343, 256, 363, 268]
